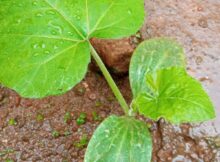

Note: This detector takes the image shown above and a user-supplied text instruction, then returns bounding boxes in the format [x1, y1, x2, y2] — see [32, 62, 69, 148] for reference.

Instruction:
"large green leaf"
[134, 67, 215, 124]
[129, 38, 185, 98]
[0, 0, 144, 98]
[85, 115, 152, 162]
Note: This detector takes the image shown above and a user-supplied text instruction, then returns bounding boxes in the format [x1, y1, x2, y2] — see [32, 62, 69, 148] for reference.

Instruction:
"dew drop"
[44, 51, 50, 54]
[36, 12, 43, 17]
[51, 30, 58, 35]
[46, 10, 56, 15]
[33, 53, 40, 57]
[32, 43, 38, 49]
[32, 1, 37, 6]
[68, 31, 74, 36]
[128, 9, 132, 15]
[54, 45, 59, 50]
[76, 16, 81, 20]
[48, 21, 63, 35]
[40, 43, 46, 49]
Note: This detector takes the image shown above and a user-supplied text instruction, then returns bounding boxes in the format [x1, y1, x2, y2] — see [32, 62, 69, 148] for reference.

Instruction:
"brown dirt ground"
[1, 0, 220, 162]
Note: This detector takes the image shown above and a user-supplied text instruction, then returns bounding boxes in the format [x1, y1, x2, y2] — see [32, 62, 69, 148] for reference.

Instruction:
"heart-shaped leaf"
[85, 115, 152, 162]
[129, 38, 185, 98]
[134, 67, 215, 124]
[0, 0, 144, 98]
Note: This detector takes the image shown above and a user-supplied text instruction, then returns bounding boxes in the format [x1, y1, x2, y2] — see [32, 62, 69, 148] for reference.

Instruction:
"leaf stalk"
[89, 42, 130, 115]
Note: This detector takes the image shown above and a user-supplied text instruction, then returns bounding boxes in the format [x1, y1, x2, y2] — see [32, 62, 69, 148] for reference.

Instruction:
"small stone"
[198, 18, 208, 28]
[88, 93, 96, 101]
[99, 110, 107, 118]
[42, 120, 52, 132]
[56, 144, 65, 154]
[197, 6, 204, 11]
[91, 36, 139, 74]
[195, 56, 203, 65]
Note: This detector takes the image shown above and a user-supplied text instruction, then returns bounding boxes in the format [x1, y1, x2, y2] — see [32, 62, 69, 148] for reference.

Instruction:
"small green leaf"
[92, 111, 101, 121]
[0, 149, 14, 157]
[5, 159, 14, 162]
[76, 113, 87, 125]
[8, 118, 17, 126]
[36, 113, 44, 122]
[134, 67, 215, 124]
[79, 112, 87, 119]
[85, 115, 152, 162]
[52, 130, 60, 138]
[0, 0, 145, 98]
[129, 38, 185, 98]
[64, 112, 72, 123]
[74, 135, 89, 149]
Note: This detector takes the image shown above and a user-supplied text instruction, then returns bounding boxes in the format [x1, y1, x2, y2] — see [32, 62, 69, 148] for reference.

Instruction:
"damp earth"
[1, 0, 220, 161]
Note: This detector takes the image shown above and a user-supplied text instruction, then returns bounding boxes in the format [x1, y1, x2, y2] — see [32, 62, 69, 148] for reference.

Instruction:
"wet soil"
[1, 0, 220, 162]
[142, 0, 220, 161]
[0, 70, 130, 162]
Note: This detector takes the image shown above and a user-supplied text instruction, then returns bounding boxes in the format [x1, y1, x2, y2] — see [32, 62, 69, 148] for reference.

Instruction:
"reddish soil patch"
[0, 70, 130, 161]
[1, 0, 220, 161]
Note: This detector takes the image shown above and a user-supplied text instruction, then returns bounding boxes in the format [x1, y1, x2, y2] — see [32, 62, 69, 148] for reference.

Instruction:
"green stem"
[89, 43, 130, 115]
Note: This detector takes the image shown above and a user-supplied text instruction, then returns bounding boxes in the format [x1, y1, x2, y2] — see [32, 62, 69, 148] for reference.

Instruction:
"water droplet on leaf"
[32, 1, 37, 6]
[48, 21, 63, 35]
[68, 31, 74, 36]
[51, 30, 58, 35]
[36, 12, 43, 17]
[41, 43, 46, 49]
[33, 53, 40, 57]
[128, 9, 132, 15]
[32, 43, 39, 49]
[44, 51, 50, 54]
[54, 45, 59, 50]
[76, 16, 81, 20]
[46, 10, 56, 15]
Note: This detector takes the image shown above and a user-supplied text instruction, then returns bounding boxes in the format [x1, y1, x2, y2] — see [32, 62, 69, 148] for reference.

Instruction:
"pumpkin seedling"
[5, 159, 14, 162]
[92, 111, 101, 121]
[36, 113, 44, 122]
[76, 113, 87, 126]
[74, 135, 88, 149]
[52, 130, 60, 138]
[64, 112, 72, 124]
[8, 118, 17, 126]
[0, 1, 215, 162]
[0, 148, 14, 157]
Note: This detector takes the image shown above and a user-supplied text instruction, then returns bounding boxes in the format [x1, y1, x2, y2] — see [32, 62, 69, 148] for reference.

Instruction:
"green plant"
[0, 149, 14, 157]
[64, 112, 72, 123]
[0, 1, 215, 162]
[8, 118, 17, 126]
[74, 135, 89, 149]
[76, 112, 87, 125]
[36, 113, 44, 122]
[5, 159, 14, 162]
[92, 111, 101, 121]
[52, 130, 60, 138]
